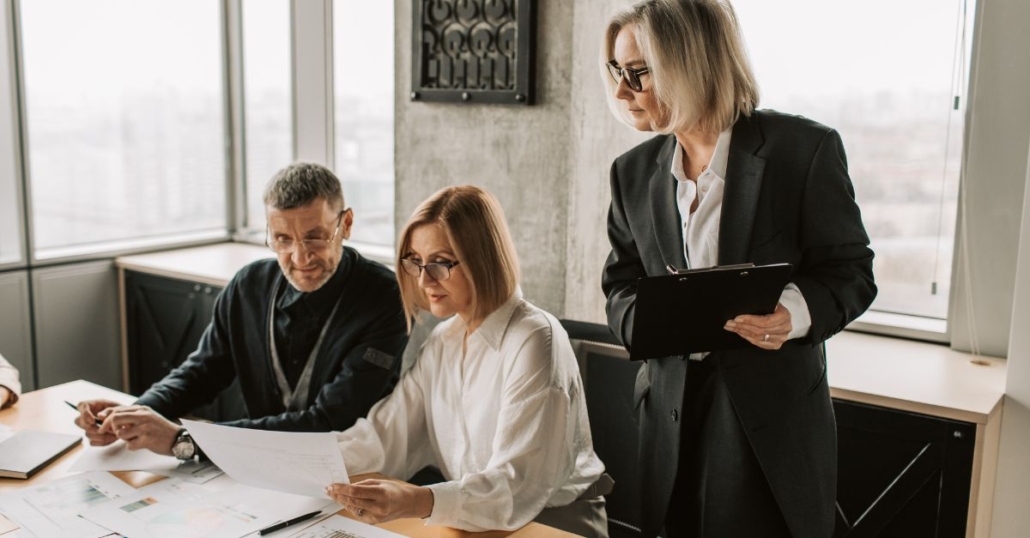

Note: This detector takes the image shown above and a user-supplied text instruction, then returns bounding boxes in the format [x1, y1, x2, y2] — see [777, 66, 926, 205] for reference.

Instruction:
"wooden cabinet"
[124, 271, 215, 395]
[122, 270, 246, 422]
[827, 332, 1005, 538]
[833, 399, 977, 537]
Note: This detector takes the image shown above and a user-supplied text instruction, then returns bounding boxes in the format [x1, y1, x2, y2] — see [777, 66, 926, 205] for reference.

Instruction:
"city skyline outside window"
[333, 0, 396, 247]
[20, 0, 227, 256]
[734, 0, 974, 321]
[242, 0, 292, 231]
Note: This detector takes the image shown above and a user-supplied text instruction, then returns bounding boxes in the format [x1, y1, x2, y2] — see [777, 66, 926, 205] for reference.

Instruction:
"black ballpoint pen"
[64, 400, 103, 426]
[257, 510, 322, 536]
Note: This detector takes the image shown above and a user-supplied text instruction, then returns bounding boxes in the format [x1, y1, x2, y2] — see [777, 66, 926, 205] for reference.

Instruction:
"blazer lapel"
[649, 136, 687, 269]
[720, 114, 767, 265]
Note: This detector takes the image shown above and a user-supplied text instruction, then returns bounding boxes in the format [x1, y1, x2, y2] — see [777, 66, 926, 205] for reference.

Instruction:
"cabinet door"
[833, 399, 976, 538]
[124, 271, 245, 422]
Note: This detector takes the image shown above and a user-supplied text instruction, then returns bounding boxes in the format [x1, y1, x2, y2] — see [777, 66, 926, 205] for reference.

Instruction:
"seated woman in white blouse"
[0, 353, 20, 408]
[325, 185, 609, 537]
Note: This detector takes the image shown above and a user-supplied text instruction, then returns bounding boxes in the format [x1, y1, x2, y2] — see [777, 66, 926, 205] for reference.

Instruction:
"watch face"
[172, 432, 195, 460]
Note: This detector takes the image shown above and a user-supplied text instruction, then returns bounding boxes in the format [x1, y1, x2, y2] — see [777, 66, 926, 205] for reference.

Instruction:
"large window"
[0, 45, 20, 267]
[19, 0, 227, 258]
[333, 1, 395, 247]
[241, 0, 292, 230]
[734, 0, 974, 326]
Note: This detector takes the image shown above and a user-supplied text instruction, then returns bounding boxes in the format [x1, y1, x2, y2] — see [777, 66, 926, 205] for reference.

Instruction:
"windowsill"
[114, 240, 396, 287]
[33, 229, 231, 264]
[827, 331, 1006, 424]
[846, 310, 948, 344]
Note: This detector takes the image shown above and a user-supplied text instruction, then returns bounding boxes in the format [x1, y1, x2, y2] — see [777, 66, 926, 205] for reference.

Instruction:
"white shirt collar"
[671, 128, 733, 183]
[442, 286, 524, 350]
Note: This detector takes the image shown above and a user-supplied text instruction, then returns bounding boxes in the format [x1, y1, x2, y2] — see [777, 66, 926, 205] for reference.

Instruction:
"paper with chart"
[0, 471, 137, 538]
[284, 515, 404, 538]
[69, 440, 182, 473]
[80, 482, 334, 538]
[181, 419, 349, 498]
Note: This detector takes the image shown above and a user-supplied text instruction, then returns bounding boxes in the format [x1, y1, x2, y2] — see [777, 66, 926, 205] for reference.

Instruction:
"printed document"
[80, 482, 335, 538]
[69, 440, 182, 473]
[182, 419, 349, 499]
[0, 471, 136, 538]
[284, 515, 405, 538]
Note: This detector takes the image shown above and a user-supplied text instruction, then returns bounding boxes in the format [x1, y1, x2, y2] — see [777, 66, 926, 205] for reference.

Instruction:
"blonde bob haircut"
[396, 185, 520, 329]
[601, 0, 760, 134]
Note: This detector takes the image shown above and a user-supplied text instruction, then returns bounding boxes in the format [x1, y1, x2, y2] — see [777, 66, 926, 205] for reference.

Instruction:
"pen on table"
[64, 400, 103, 427]
[666, 264, 679, 275]
[257, 510, 323, 536]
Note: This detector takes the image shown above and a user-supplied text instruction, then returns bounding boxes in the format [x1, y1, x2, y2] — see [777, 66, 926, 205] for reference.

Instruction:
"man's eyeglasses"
[606, 60, 650, 92]
[265, 211, 346, 254]
[400, 258, 461, 281]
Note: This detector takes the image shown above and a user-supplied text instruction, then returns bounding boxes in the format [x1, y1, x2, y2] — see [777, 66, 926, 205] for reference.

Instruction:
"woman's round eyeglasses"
[400, 258, 461, 281]
[606, 60, 650, 92]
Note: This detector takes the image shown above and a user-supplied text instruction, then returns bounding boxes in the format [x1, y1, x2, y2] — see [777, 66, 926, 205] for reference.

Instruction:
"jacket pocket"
[633, 361, 651, 409]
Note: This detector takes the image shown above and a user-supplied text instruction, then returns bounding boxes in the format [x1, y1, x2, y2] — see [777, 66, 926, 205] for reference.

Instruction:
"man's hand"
[98, 405, 181, 456]
[724, 302, 793, 350]
[325, 479, 434, 525]
[74, 399, 122, 446]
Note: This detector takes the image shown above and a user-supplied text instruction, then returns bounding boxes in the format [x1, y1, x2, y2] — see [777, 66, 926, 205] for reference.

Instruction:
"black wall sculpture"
[411, 0, 535, 105]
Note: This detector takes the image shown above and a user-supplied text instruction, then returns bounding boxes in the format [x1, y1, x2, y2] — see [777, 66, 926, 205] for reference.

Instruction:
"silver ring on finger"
[357, 508, 364, 517]
[762, 334, 770, 342]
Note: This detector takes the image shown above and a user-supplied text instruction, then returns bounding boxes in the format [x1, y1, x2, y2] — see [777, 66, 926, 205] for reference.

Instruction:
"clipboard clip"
[665, 262, 755, 275]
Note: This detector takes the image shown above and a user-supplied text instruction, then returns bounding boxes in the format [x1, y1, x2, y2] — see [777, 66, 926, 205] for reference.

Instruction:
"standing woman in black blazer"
[600, 1, 876, 537]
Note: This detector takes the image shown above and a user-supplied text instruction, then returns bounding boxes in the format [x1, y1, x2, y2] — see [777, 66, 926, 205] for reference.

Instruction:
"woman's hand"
[724, 303, 793, 350]
[325, 479, 434, 525]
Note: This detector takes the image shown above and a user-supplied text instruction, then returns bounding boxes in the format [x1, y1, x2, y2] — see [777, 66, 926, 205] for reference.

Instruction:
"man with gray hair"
[74, 163, 407, 460]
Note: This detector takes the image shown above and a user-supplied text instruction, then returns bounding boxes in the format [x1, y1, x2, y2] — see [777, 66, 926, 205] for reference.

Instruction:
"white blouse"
[335, 290, 605, 532]
[0, 353, 20, 407]
[671, 129, 812, 341]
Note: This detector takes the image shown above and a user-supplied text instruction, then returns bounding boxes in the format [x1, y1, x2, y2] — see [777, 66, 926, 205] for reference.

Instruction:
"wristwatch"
[171, 428, 196, 461]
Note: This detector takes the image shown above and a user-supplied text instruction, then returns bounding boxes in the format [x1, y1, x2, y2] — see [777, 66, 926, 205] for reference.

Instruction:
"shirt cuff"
[0, 385, 16, 408]
[425, 481, 462, 526]
[780, 283, 812, 340]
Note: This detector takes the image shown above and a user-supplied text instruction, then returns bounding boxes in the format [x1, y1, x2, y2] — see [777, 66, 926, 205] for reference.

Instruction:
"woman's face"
[407, 224, 475, 325]
[612, 25, 664, 132]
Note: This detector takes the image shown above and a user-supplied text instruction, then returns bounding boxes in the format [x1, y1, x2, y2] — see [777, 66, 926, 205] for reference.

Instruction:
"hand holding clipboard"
[629, 262, 793, 360]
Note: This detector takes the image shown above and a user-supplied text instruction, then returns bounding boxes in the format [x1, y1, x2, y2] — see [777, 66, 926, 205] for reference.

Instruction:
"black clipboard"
[629, 262, 793, 360]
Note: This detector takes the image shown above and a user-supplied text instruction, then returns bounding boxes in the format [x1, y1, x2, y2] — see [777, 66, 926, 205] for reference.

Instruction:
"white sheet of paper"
[68, 440, 182, 473]
[80, 483, 335, 538]
[284, 515, 405, 538]
[151, 459, 225, 484]
[0, 471, 137, 538]
[181, 419, 349, 498]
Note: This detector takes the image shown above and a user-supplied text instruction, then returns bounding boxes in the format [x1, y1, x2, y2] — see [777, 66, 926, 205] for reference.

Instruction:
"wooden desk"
[0, 381, 577, 538]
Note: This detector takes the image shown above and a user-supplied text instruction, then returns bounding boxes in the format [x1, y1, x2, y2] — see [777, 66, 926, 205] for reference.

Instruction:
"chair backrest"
[560, 319, 644, 538]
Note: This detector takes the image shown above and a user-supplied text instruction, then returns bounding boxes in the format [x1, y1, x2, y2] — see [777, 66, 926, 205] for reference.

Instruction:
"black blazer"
[602, 110, 876, 538]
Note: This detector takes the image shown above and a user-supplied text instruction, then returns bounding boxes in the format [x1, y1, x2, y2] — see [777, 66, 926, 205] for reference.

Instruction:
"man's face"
[266, 198, 352, 293]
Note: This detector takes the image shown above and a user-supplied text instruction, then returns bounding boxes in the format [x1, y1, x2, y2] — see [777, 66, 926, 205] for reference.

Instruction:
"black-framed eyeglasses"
[265, 210, 347, 254]
[606, 60, 650, 92]
[400, 258, 461, 281]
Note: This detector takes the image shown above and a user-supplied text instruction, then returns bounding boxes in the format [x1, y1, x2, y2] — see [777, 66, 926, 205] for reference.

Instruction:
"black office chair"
[560, 319, 644, 538]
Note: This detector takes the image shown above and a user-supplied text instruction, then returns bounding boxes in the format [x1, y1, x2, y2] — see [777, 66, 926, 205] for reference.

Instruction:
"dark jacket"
[136, 247, 408, 432]
[603, 110, 876, 538]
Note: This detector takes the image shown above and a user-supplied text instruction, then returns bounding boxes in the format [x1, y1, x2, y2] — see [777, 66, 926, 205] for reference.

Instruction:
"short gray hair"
[263, 162, 345, 211]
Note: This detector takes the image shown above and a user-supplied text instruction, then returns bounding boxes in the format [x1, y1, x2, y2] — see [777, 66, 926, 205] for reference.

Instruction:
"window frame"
[10, 0, 234, 267]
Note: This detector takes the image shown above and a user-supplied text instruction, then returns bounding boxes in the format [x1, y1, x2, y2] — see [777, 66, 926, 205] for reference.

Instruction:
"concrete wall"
[394, 0, 643, 321]
[991, 138, 1030, 536]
